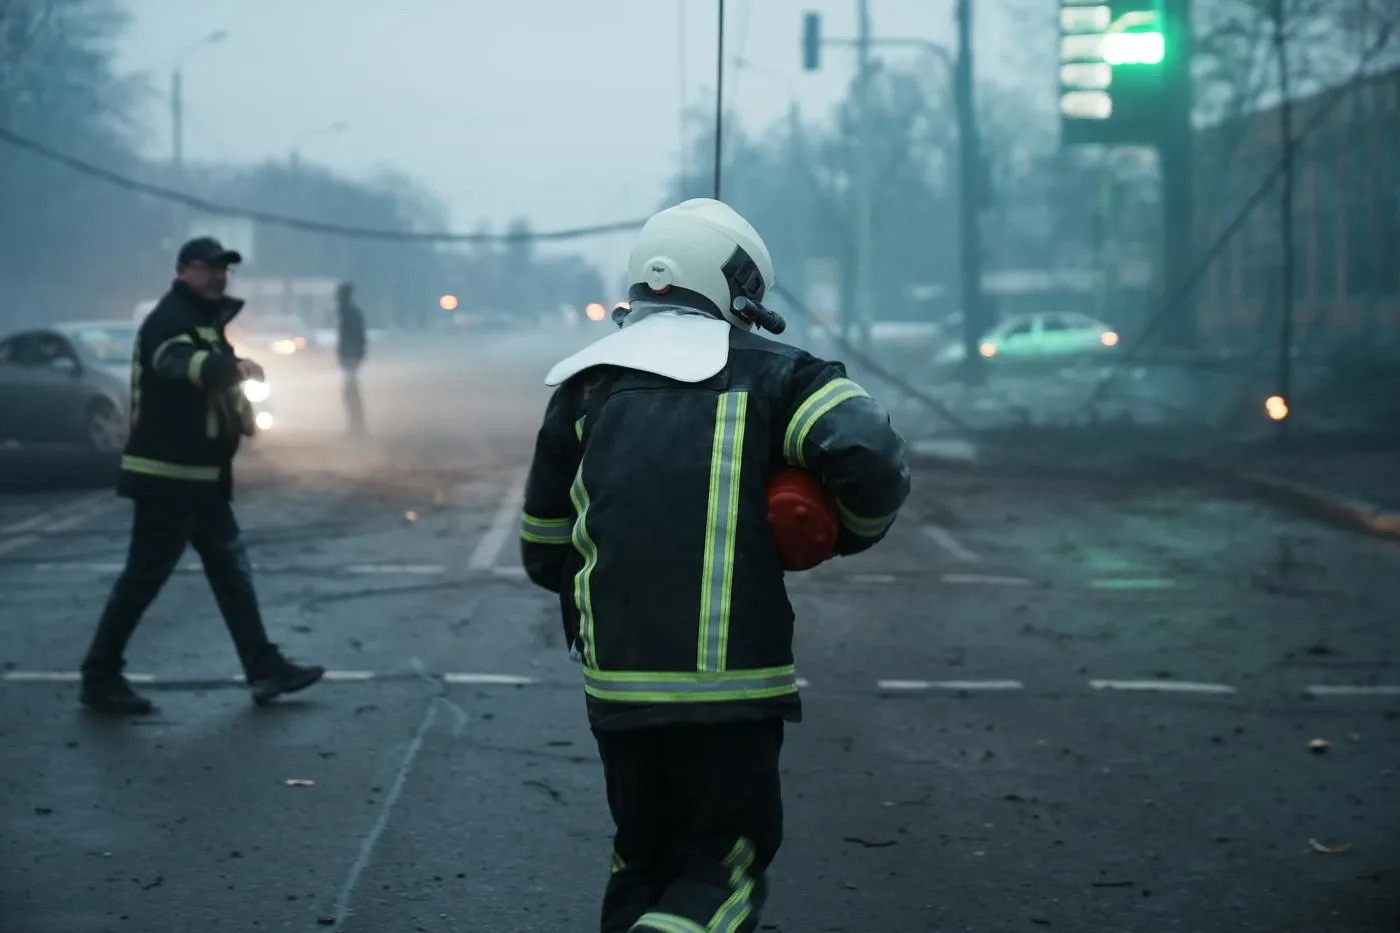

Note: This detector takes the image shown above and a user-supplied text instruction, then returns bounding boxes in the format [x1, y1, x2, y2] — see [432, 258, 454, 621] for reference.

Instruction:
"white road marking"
[1089, 679, 1236, 694]
[877, 679, 1024, 691]
[0, 671, 1387, 698]
[922, 524, 981, 562]
[489, 566, 528, 578]
[467, 466, 528, 571]
[443, 673, 536, 686]
[343, 564, 445, 575]
[1091, 578, 1177, 590]
[324, 670, 377, 681]
[941, 573, 1032, 587]
[1304, 684, 1400, 697]
[0, 491, 107, 536]
[3, 671, 81, 682]
[0, 494, 124, 559]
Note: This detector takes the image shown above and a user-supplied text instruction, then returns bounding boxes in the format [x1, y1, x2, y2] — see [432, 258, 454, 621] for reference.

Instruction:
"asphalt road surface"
[2, 327, 1397, 933]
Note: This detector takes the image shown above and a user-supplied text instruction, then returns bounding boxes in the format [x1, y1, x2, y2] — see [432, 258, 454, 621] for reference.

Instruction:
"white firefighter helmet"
[626, 198, 774, 330]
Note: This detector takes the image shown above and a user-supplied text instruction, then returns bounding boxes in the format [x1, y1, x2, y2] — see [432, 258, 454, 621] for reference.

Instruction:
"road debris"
[285, 779, 315, 787]
[1308, 838, 1353, 855]
[1308, 738, 1330, 753]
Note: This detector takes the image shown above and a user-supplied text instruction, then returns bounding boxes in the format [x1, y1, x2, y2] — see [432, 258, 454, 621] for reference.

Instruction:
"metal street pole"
[713, 0, 725, 199]
[954, 0, 988, 384]
[852, 0, 874, 349]
[170, 68, 183, 169]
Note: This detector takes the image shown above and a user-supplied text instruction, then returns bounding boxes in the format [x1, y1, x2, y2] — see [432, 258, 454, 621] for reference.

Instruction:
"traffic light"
[802, 12, 821, 71]
[1059, 0, 1169, 146]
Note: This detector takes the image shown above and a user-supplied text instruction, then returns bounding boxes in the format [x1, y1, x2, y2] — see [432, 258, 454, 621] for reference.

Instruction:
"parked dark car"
[0, 322, 132, 452]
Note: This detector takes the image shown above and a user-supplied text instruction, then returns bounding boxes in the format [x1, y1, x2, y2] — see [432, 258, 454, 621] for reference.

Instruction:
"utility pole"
[953, 0, 987, 384]
[852, 0, 874, 349]
[1159, 0, 1196, 350]
[1271, 0, 1294, 444]
[170, 68, 184, 170]
[713, 0, 725, 200]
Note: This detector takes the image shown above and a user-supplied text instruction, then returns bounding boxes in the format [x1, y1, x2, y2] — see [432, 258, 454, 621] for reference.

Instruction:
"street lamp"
[171, 29, 228, 169]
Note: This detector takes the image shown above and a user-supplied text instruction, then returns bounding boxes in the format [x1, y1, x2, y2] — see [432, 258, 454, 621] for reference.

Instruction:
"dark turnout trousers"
[81, 496, 278, 680]
[594, 719, 784, 933]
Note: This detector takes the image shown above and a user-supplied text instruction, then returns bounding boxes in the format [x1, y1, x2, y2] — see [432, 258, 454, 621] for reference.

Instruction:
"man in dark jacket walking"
[335, 281, 367, 437]
[78, 236, 325, 715]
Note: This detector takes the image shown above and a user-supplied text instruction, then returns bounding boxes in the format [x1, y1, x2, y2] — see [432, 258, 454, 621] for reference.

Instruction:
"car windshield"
[68, 325, 138, 364]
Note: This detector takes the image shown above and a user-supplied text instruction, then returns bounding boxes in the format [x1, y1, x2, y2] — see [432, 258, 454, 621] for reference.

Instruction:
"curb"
[1183, 459, 1400, 541]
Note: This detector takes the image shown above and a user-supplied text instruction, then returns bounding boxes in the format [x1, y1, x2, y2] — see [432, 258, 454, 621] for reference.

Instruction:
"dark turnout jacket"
[520, 322, 911, 731]
[118, 281, 255, 501]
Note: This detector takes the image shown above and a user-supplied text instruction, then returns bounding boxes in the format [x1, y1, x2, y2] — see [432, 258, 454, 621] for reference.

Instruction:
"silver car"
[0, 321, 274, 453]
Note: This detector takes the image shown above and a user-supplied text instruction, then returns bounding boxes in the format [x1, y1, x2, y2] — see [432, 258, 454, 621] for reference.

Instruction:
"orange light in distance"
[1265, 395, 1289, 421]
[439, 294, 459, 312]
[585, 302, 607, 321]
[1100, 330, 1120, 346]
[978, 342, 997, 358]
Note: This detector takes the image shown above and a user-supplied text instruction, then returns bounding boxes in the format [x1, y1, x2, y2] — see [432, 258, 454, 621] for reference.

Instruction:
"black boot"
[248, 655, 325, 705]
[80, 675, 155, 715]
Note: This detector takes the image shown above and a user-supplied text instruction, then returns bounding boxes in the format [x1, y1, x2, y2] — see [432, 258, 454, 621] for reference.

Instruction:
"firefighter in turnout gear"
[78, 237, 325, 715]
[520, 199, 911, 932]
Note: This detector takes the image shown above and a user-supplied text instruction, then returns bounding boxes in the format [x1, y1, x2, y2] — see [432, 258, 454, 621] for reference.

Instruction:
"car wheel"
[85, 400, 126, 453]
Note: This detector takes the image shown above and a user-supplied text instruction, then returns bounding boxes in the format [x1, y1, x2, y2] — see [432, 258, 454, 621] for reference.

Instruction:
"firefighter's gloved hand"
[569, 640, 583, 664]
[237, 359, 265, 382]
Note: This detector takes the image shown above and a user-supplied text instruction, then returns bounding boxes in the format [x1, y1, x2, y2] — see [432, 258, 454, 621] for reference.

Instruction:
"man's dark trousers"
[594, 719, 784, 933]
[81, 497, 277, 679]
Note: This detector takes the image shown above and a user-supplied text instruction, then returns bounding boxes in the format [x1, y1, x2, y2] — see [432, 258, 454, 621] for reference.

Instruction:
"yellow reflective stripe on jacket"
[697, 391, 747, 673]
[569, 466, 599, 667]
[521, 512, 573, 545]
[582, 665, 798, 703]
[782, 377, 868, 466]
[836, 499, 897, 539]
[631, 914, 707, 933]
[187, 349, 210, 386]
[151, 334, 193, 370]
[706, 837, 758, 932]
[194, 326, 219, 342]
[120, 455, 219, 482]
[574, 416, 585, 442]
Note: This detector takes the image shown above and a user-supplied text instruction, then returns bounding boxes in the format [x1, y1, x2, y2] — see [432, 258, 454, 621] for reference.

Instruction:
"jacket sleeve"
[778, 355, 911, 556]
[520, 384, 583, 594]
[146, 315, 241, 391]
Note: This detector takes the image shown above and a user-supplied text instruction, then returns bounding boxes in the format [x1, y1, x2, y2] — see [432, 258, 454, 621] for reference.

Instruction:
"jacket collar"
[171, 280, 246, 324]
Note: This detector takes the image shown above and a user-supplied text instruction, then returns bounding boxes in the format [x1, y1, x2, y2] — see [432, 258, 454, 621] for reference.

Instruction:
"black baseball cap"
[177, 236, 243, 267]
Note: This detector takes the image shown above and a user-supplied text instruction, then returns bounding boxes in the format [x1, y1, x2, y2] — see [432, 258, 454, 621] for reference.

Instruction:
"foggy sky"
[114, 0, 1037, 278]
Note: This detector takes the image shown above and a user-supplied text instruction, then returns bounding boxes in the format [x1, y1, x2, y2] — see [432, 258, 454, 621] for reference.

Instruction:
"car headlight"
[242, 379, 271, 403]
[271, 339, 298, 355]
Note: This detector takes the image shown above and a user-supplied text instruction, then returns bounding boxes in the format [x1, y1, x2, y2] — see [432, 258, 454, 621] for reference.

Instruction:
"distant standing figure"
[336, 281, 368, 437]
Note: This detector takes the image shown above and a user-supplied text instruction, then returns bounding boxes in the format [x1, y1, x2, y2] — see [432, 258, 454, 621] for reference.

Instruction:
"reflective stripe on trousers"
[630, 837, 759, 933]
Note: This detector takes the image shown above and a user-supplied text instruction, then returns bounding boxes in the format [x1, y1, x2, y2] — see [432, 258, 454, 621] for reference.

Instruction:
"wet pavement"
[2, 329, 1397, 932]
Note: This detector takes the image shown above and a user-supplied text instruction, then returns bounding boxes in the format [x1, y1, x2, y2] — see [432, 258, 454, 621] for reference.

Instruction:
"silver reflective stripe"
[697, 391, 747, 673]
[521, 512, 572, 544]
[582, 666, 797, 700]
[836, 499, 897, 538]
[782, 377, 868, 466]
